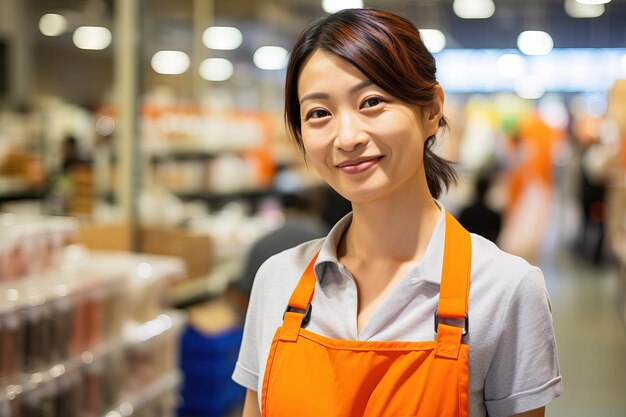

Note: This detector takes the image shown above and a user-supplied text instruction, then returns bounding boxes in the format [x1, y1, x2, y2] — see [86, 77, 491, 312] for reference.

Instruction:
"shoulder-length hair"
[284, 8, 456, 198]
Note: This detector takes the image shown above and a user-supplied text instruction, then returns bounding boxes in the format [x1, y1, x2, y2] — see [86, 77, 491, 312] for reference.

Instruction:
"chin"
[335, 186, 392, 205]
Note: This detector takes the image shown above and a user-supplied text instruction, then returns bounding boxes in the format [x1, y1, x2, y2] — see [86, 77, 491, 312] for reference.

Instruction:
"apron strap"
[435, 212, 472, 359]
[438, 211, 472, 320]
[283, 252, 319, 329]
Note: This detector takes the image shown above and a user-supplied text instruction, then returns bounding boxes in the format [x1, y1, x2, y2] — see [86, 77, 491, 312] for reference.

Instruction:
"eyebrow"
[299, 79, 374, 105]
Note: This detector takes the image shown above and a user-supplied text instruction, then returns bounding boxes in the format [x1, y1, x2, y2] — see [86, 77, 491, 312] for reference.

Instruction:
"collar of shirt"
[313, 200, 447, 288]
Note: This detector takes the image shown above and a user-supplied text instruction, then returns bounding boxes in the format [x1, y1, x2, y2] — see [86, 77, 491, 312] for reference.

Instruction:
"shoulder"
[468, 233, 546, 308]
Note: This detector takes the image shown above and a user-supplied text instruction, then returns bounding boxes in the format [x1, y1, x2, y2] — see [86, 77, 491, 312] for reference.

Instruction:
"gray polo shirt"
[232, 205, 562, 417]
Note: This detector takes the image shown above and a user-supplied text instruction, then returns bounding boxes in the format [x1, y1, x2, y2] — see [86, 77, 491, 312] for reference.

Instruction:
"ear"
[424, 85, 444, 137]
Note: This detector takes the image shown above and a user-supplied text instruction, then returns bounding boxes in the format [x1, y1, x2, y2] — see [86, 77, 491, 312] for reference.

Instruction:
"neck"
[340, 185, 441, 264]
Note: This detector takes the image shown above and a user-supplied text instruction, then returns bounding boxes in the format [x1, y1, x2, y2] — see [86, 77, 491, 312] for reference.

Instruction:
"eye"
[361, 96, 384, 109]
[305, 109, 330, 120]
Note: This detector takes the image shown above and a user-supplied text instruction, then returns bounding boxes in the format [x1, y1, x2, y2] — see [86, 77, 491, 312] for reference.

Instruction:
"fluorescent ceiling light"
[452, 0, 495, 19]
[73, 26, 112, 50]
[253, 46, 288, 70]
[151, 51, 190, 75]
[39, 13, 67, 37]
[420, 29, 446, 53]
[200, 58, 234, 81]
[575, 0, 610, 4]
[321, 0, 364, 14]
[515, 75, 546, 100]
[202, 26, 243, 50]
[497, 54, 527, 78]
[517, 31, 554, 56]
[565, 0, 605, 18]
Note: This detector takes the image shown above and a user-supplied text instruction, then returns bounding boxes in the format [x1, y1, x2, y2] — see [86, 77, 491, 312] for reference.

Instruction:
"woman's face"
[297, 49, 440, 204]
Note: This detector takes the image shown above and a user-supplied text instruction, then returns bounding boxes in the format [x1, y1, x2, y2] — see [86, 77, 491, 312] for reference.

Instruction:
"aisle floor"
[541, 251, 626, 417]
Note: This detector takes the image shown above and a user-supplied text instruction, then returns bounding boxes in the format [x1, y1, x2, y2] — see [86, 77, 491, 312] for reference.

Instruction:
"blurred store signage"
[436, 48, 626, 94]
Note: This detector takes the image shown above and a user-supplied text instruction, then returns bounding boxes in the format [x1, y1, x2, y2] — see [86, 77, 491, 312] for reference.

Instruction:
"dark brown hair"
[284, 8, 456, 198]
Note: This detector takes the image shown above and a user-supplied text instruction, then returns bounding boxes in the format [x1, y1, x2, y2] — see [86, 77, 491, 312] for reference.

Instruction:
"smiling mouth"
[336, 156, 383, 174]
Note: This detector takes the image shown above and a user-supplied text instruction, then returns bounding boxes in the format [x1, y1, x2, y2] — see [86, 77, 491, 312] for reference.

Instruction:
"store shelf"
[0, 188, 45, 202]
[102, 371, 181, 417]
[0, 186, 46, 204]
[0, 268, 126, 316]
[173, 186, 275, 203]
[0, 310, 185, 406]
[1, 217, 187, 417]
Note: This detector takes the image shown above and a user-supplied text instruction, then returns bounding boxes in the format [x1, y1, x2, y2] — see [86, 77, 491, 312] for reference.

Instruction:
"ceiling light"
[565, 0, 605, 18]
[95, 116, 116, 136]
[621, 54, 626, 75]
[39, 13, 67, 37]
[253, 46, 288, 70]
[72, 26, 112, 50]
[497, 54, 527, 78]
[575, 0, 610, 4]
[420, 29, 446, 53]
[452, 0, 495, 19]
[515, 75, 546, 100]
[200, 58, 234, 81]
[517, 31, 553, 56]
[321, 0, 364, 14]
[202, 26, 243, 50]
[151, 51, 190, 75]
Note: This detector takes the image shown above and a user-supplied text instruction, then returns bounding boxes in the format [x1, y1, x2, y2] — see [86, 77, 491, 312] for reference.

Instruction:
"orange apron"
[261, 212, 471, 417]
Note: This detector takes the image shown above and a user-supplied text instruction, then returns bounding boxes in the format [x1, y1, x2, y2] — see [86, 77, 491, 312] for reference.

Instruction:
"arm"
[511, 407, 545, 417]
[242, 390, 261, 417]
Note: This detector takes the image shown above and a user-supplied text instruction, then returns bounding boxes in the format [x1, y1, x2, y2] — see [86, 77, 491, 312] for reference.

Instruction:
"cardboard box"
[76, 223, 214, 279]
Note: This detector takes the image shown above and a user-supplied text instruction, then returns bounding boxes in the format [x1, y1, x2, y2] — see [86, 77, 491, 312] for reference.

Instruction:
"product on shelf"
[0, 215, 78, 283]
[1, 214, 187, 417]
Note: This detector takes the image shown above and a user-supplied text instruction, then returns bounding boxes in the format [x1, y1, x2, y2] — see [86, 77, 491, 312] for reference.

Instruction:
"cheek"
[302, 126, 332, 160]
[302, 139, 326, 167]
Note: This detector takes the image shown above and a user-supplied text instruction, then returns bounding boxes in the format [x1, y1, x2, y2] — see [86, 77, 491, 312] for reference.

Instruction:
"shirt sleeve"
[231, 261, 266, 392]
[484, 267, 563, 417]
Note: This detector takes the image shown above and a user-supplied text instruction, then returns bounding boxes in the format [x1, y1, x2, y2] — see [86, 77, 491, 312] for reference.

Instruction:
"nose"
[335, 111, 367, 152]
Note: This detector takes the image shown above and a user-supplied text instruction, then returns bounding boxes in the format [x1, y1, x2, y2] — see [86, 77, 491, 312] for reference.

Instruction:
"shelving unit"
[0, 215, 187, 417]
[606, 80, 626, 329]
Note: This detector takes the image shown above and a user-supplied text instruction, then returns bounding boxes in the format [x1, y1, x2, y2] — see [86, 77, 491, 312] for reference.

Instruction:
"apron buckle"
[283, 303, 312, 328]
[434, 309, 469, 336]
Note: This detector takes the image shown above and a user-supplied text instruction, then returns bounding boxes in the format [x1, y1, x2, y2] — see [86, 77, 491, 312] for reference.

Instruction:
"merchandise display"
[0, 215, 186, 417]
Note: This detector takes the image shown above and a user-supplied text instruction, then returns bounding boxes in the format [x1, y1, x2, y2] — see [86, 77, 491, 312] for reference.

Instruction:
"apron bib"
[261, 211, 471, 417]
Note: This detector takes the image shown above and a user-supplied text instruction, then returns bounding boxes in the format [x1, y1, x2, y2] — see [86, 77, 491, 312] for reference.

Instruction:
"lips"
[336, 156, 383, 174]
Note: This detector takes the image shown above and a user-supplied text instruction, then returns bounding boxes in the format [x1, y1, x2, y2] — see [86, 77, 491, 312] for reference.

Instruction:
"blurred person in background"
[459, 173, 502, 243]
[227, 189, 329, 315]
[233, 8, 561, 417]
[574, 118, 611, 265]
[499, 113, 560, 262]
[48, 134, 91, 215]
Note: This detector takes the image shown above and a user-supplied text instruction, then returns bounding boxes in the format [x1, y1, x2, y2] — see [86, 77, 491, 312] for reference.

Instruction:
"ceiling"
[8, 0, 626, 106]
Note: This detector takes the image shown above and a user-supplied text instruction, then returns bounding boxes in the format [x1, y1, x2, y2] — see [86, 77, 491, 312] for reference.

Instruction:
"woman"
[232, 8, 562, 417]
